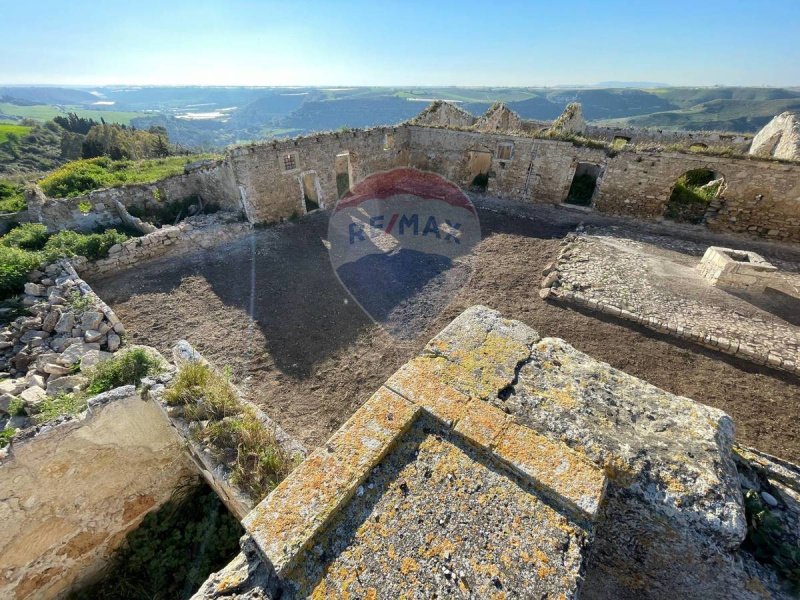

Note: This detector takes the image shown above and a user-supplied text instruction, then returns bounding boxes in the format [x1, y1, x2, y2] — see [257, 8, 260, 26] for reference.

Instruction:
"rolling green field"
[0, 123, 32, 143]
[0, 103, 141, 125]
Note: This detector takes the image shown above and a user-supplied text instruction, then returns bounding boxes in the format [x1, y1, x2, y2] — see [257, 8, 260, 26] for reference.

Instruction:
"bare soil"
[91, 206, 800, 462]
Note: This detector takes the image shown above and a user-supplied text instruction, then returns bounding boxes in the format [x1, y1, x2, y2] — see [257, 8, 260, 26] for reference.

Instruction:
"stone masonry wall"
[227, 126, 409, 223]
[0, 388, 195, 600]
[77, 213, 252, 279]
[405, 126, 800, 242]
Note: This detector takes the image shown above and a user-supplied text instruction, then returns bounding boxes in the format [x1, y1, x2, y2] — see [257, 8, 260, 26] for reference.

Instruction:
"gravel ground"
[90, 203, 800, 462]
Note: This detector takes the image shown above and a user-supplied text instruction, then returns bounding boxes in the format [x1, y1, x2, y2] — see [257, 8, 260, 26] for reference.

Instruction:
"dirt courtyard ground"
[91, 201, 800, 463]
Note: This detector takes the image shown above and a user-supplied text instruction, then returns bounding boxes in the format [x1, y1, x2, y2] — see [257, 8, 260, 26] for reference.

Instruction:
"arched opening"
[664, 168, 724, 225]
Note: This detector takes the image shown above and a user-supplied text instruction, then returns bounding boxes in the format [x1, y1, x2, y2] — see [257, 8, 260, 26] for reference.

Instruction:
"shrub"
[42, 228, 128, 261]
[8, 397, 26, 416]
[0, 181, 26, 213]
[0, 245, 42, 298]
[69, 482, 243, 600]
[85, 348, 163, 395]
[1, 223, 49, 250]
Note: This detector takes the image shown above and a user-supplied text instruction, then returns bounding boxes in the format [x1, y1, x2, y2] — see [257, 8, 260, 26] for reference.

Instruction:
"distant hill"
[0, 86, 98, 105]
[3, 84, 800, 147]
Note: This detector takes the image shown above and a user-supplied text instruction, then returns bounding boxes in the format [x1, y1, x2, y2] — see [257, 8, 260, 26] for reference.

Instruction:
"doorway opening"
[335, 152, 352, 198]
[467, 150, 492, 192]
[301, 171, 322, 213]
[564, 162, 602, 206]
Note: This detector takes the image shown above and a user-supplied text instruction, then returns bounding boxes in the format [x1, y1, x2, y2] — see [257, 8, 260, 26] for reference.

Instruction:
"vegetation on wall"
[38, 154, 219, 198]
[85, 347, 164, 395]
[69, 482, 243, 600]
[743, 489, 800, 593]
[165, 362, 297, 501]
[664, 168, 720, 224]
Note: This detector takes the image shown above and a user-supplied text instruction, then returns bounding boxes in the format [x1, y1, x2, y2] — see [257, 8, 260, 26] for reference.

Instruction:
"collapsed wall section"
[28, 160, 242, 233]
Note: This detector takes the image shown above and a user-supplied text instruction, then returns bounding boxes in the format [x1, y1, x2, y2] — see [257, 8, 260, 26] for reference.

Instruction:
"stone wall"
[584, 124, 752, 150]
[0, 387, 195, 600]
[77, 213, 251, 279]
[405, 126, 800, 243]
[227, 126, 409, 223]
[30, 160, 242, 233]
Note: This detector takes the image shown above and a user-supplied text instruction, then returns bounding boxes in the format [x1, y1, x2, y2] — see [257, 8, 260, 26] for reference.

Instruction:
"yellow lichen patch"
[243, 388, 420, 574]
[385, 358, 472, 424]
[215, 570, 247, 594]
[494, 422, 605, 518]
[454, 400, 510, 450]
[400, 557, 420, 575]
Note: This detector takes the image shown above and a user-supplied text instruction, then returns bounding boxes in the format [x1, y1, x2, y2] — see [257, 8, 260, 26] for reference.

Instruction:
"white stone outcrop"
[749, 112, 800, 161]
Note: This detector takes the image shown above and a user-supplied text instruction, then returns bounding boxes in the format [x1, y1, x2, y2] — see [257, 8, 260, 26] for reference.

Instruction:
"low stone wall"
[77, 213, 252, 279]
[0, 386, 195, 600]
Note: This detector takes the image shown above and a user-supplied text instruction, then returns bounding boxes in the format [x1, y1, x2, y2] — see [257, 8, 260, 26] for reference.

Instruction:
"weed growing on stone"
[202, 407, 296, 499]
[66, 290, 92, 313]
[744, 489, 800, 593]
[86, 347, 163, 395]
[166, 361, 296, 501]
[8, 397, 25, 416]
[0, 427, 15, 448]
[33, 392, 88, 424]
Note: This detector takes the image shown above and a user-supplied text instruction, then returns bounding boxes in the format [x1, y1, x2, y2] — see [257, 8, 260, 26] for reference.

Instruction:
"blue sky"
[3, 0, 799, 86]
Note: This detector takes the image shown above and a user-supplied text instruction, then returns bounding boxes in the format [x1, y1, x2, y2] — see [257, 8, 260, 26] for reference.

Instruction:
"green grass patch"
[0, 123, 32, 144]
[33, 392, 88, 424]
[69, 482, 243, 600]
[42, 228, 129, 261]
[0, 103, 141, 125]
[38, 154, 221, 198]
[85, 348, 163, 395]
[0, 180, 26, 213]
[166, 362, 296, 501]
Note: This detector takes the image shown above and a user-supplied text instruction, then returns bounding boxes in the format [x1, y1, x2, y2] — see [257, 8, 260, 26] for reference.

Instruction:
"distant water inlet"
[328, 167, 481, 337]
